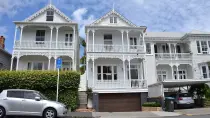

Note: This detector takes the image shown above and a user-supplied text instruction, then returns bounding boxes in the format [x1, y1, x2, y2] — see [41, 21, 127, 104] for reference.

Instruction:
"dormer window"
[110, 17, 117, 23]
[46, 10, 54, 21]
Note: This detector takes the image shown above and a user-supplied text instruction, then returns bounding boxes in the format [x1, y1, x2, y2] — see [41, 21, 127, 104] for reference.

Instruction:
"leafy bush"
[0, 71, 80, 110]
[142, 102, 161, 107]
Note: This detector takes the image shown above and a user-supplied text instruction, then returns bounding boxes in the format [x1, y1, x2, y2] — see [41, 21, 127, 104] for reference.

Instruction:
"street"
[162, 115, 210, 118]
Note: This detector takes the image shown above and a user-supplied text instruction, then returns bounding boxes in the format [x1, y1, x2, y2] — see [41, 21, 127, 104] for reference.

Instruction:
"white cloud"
[0, 26, 8, 37]
[72, 8, 95, 38]
[0, 0, 44, 19]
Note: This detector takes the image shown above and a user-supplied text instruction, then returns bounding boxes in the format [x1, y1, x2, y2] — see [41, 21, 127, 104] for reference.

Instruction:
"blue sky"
[1, 0, 210, 57]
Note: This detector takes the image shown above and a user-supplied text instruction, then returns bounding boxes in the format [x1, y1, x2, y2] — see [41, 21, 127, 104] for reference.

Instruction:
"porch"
[87, 57, 147, 90]
[156, 64, 193, 82]
[13, 55, 73, 71]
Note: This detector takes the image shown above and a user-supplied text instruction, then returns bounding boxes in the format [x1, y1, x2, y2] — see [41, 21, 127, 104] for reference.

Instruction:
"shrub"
[142, 102, 161, 107]
[0, 71, 80, 110]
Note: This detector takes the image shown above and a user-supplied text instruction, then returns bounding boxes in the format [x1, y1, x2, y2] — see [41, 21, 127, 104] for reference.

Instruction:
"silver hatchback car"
[0, 89, 68, 118]
[169, 93, 194, 108]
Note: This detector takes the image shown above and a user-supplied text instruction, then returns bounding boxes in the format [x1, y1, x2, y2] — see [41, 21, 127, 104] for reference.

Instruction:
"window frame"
[174, 70, 187, 79]
[65, 33, 73, 46]
[197, 40, 210, 54]
[46, 10, 54, 21]
[146, 43, 151, 54]
[110, 16, 117, 24]
[97, 65, 117, 81]
[157, 70, 167, 81]
[130, 37, 137, 49]
[36, 30, 45, 43]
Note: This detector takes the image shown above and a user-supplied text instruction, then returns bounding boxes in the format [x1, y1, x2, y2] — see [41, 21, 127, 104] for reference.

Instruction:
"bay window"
[97, 65, 117, 81]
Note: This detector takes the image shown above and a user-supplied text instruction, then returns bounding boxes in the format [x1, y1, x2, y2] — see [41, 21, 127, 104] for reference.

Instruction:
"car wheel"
[43, 108, 57, 118]
[0, 106, 5, 118]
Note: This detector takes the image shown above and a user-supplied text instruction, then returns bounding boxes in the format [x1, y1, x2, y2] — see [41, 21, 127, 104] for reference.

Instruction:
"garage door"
[99, 93, 141, 112]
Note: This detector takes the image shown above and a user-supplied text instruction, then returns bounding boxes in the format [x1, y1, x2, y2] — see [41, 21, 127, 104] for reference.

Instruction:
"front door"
[129, 65, 141, 88]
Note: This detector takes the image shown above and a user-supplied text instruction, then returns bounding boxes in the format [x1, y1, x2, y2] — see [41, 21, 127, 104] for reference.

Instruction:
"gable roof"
[89, 9, 137, 27]
[24, 4, 73, 23]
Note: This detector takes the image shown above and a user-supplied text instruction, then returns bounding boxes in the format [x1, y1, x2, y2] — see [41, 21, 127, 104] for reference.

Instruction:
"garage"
[99, 93, 141, 112]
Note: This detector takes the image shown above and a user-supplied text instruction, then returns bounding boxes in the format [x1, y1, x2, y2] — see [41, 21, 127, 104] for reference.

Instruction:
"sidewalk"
[69, 111, 181, 118]
[175, 108, 210, 116]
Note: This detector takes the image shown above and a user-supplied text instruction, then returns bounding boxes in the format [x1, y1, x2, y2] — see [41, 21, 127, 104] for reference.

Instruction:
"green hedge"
[142, 102, 161, 107]
[0, 71, 80, 110]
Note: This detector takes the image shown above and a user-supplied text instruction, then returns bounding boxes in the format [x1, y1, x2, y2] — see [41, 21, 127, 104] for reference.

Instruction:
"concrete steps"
[78, 91, 87, 108]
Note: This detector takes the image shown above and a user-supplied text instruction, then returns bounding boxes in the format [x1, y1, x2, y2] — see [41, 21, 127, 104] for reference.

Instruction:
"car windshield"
[35, 91, 48, 100]
[179, 93, 191, 97]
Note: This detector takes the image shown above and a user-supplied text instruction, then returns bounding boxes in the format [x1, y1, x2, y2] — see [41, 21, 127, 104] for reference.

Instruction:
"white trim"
[24, 4, 73, 22]
[92, 89, 148, 93]
[90, 10, 137, 27]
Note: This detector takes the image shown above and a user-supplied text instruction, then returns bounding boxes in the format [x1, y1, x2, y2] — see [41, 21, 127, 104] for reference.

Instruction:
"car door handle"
[22, 99, 26, 101]
[3, 98, 7, 100]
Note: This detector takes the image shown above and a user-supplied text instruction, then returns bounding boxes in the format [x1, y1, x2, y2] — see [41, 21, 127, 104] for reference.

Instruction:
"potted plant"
[86, 87, 93, 109]
[142, 102, 161, 111]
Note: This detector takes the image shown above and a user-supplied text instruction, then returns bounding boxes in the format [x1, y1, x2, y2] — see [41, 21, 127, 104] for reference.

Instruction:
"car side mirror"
[35, 96, 41, 101]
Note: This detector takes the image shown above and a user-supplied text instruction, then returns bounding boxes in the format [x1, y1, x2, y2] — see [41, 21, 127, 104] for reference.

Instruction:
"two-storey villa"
[86, 9, 210, 112]
[11, 4, 80, 71]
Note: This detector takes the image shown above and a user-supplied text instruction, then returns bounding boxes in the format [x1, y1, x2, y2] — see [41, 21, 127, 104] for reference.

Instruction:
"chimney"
[0, 36, 5, 49]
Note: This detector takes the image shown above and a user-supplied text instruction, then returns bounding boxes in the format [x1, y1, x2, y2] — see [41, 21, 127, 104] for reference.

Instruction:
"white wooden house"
[11, 4, 80, 71]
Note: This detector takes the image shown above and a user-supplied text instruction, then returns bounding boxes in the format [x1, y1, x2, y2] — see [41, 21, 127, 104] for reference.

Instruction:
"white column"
[86, 30, 89, 51]
[16, 57, 19, 71]
[171, 64, 174, 80]
[121, 30, 124, 52]
[54, 57, 57, 71]
[126, 30, 129, 51]
[13, 26, 17, 47]
[93, 59, 95, 87]
[128, 59, 131, 80]
[142, 32, 146, 52]
[56, 27, 59, 49]
[177, 65, 180, 80]
[92, 30, 95, 52]
[73, 26, 76, 48]
[48, 57, 51, 70]
[86, 59, 89, 86]
[123, 56, 126, 86]
[19, 26, 24, 45]
[10, 57, 14, 71]
[50, 26, 53, 49]
[143, 60, 146, 80]
[141, 61, 144, 80]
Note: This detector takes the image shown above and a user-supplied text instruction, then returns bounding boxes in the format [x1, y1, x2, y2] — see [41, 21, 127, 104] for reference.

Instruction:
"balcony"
[87, 44, 144, 53]
[155, 53, 192, 60]
[14, 40, 73, 50]
[94, 79, 147, 89]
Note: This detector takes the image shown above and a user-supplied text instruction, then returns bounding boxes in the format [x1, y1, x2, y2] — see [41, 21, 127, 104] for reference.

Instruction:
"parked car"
[169, 93, 194, 109]
[0, 89, 68, 118]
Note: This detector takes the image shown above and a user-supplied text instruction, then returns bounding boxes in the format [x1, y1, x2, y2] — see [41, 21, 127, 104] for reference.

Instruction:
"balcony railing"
[87, 44, 144, 53]
[14, 40, 73, 49]
[94, 79, 147, 89]
[155, 53, 192, 60]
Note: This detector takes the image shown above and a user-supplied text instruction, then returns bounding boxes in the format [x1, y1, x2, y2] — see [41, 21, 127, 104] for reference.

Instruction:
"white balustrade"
[94, 79, 147, 89]
[155, 53, 192, 60]
[14, 40, 73, 49]
[87, 44, 144, 53]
